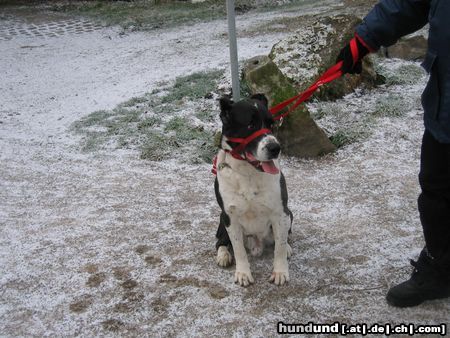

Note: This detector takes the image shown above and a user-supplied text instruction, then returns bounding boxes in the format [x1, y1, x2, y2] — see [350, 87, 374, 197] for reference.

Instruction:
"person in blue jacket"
[337, 0, 450, 307]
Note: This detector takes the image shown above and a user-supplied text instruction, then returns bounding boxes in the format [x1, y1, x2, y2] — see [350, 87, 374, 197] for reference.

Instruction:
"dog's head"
[219, 94, 280, 174]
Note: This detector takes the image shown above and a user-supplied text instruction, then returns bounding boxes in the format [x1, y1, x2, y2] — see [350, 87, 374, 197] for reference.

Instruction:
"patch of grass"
[120, 96, 150, 108]
[137, 116, 162, 131]
[311, 102, 344, 120]
[374, 61, 425, 86]
[80, 131, 111, 152]
[161, 70, 223, 104]
[239, 76, 253, 99]
[140, 132, 176, 162]
[164, 116, 216, 162]
[329, 125, 372, 148]
[373, 94, 408, 117]
[72, 110, 114, 129]
[312, 100, 377, 148]
[386, 64, 424, 86]
[72, 69, 221, 163]
[195, 107, 215, 122]
[165, 116, 188, 132]
[330, 131, 354, 148]
[73, 108, 144, 151]
[140, 118, 216, 163]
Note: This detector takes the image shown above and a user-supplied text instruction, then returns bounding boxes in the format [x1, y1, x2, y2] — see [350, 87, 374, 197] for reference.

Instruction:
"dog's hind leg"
[216, 215, 233, 267]
[280, 172, 293, 260]
[215, 177, 233, 267]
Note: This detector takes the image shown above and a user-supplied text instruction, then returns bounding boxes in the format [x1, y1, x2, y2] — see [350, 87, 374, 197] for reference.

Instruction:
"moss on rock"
[269, 14, 379, 100]
[243, 55, 335, 157]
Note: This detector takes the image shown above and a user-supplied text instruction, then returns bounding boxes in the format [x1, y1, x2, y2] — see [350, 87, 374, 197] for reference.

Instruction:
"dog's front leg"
[270, 215, 290, 286]
[226, 222, 254, 287]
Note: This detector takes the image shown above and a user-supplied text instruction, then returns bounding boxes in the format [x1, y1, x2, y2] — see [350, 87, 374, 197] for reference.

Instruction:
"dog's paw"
[287, 244, 293, 259]
[216, 246, 233, 267]
[269, 270, 289, 286]
[234, 270, 254, 287]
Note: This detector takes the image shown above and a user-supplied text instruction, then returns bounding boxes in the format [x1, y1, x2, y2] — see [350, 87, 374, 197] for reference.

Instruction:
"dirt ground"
[0, 2, 449, 337]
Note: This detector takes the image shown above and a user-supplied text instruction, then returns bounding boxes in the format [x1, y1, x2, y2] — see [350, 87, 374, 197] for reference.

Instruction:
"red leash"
[269, 37, 359, 120]
[212, 37, 360, 175]
[269, 62, 343, 120]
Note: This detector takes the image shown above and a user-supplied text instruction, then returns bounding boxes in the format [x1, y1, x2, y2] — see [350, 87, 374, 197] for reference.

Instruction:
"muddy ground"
[1, 1, 449, 337]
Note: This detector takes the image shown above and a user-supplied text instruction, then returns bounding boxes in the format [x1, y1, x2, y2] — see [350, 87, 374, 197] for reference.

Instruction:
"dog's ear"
[219, 97, 233, 124]
[219, 96, 233, 113]
[250, 93, 269, 108]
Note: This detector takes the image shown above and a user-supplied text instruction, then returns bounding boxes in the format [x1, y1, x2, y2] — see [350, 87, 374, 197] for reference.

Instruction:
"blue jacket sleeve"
[356, 0, 431, 51]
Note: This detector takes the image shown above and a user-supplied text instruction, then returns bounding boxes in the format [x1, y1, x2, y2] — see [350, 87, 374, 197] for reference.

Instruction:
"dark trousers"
[418, 131, 450, 260]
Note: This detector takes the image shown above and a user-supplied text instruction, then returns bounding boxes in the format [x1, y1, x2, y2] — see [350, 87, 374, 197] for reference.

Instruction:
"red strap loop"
[349, 37, 359, 66]
[227, 128, 272, 159]
[269, 61, 344, 120]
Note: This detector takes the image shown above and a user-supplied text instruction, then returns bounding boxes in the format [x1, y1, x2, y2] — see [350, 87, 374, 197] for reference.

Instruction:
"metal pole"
[226, 0, 240, 101]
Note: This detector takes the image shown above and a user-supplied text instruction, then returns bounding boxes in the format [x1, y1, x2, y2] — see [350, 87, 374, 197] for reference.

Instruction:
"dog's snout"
[266, 142, 281, 158]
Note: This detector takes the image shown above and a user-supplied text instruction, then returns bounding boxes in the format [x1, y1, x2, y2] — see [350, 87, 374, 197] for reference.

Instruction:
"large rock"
[243, 55, 336, 157]
[382, 35, 428, 61]
[269, 14, 379, 100]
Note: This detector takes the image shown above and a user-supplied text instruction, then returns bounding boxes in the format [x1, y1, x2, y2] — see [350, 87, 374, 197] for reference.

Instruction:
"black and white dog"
[214, 93, 293, 286]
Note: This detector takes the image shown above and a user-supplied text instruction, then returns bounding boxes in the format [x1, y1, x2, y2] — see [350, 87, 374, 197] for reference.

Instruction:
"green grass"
[137, 116, 162, 131]
[120, 96, 150, 108]
[311, 102, 344, 121]
[329, 121, 374, 148]
[373, 94, 408, 117]
[71, 69, 222, 163]
[140, 121, 215, 163]
[239, 75, 253, 99]
[195, 107, 215, 122]
[161, 70, 223, 103]
[312, 101, 376, 148]
[329, 130, 355, 148]
[373, 61, 425, 86]
[386, 64, 425, 86]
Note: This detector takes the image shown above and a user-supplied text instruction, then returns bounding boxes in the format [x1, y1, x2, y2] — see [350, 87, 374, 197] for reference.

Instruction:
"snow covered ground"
[1, 3, 449, 337]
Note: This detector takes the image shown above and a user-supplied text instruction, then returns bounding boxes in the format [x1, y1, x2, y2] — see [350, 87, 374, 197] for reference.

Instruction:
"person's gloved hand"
[336, 35, 371, 74]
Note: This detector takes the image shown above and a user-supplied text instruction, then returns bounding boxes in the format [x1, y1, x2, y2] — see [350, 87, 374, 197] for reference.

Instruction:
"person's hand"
[336, 36, 370, 74]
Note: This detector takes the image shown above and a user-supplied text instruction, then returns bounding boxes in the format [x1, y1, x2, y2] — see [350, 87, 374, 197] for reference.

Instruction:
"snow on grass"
[308, 57, 426, 147]
[71, 70, 223, 163]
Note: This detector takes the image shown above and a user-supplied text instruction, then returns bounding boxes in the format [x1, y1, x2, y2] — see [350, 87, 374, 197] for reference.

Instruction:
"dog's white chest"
[218, 157, 282, 235]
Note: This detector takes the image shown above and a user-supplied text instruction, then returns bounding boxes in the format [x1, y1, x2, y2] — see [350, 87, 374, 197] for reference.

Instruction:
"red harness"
[212, 37, 360, 175]
[211, 128, 272, 175]
[226, 128, 272, 160]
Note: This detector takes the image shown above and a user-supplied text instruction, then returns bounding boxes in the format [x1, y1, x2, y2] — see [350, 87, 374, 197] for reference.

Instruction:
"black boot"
[386, 250, 450, 308]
